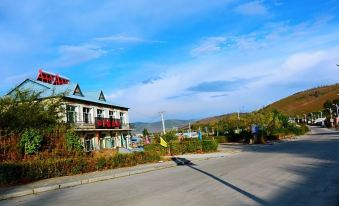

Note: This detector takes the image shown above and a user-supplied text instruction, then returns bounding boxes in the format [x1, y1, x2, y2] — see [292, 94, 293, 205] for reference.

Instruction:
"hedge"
[0, 151, 160, 186]
[144, 140, 218, 155]
[214, 136, 228, 143]
[144, 144, 167, 156]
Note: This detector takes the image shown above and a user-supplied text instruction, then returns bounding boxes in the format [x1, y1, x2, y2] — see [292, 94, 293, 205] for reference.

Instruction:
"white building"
[7, 70, 133, 152]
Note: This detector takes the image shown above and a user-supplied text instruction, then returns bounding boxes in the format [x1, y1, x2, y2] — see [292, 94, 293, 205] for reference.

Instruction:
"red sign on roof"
[37, 69, 70, 85]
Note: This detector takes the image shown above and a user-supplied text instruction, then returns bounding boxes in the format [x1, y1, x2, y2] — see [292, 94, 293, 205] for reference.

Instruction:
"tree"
[19, 128, 43, 155]
[0, 89, 64, 133]
[162, 131, 177, 142]
[142, 128, 149, 137]
[65, 129, 83, 152]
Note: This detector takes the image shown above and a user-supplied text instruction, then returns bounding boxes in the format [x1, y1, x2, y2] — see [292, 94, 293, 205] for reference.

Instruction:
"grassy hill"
[265, 83, 339, 116]
[191, 83, 339, 127]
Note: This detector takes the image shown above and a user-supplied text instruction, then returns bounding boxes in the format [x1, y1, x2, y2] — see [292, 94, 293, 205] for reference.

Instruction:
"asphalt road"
[2, 126, 339, 206]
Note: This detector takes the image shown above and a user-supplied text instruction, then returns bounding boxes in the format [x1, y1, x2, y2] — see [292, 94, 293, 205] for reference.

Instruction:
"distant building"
[7, 70, 133, 152]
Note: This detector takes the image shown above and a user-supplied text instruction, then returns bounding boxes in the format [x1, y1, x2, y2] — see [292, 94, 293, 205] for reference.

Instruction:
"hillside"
[190, 83, 339, 127]
[265, 83, 339, 116]
[131, 119, 191, 133]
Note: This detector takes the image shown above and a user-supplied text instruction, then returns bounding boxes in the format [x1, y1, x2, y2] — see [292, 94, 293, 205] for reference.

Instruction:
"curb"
[0, 162, 177, 201]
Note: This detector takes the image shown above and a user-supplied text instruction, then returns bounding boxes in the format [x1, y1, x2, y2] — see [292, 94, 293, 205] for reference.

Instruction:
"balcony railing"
[66, 115, 132, 130]
[95, 117, 122, 129]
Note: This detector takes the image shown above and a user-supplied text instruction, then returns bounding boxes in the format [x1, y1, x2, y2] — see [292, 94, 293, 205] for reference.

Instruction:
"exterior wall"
[78, 131, 131, 152]
[62, 100, 131, 151]
[62, 100, 129, 126]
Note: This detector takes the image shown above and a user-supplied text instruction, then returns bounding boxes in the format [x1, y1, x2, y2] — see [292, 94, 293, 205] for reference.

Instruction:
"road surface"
[1, 126, 339, 206]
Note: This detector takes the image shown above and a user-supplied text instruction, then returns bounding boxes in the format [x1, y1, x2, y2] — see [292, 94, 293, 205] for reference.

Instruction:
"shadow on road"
[188, 164, 268, 205]
[171, 157, 268, 205]
[172, 127, 339, 206]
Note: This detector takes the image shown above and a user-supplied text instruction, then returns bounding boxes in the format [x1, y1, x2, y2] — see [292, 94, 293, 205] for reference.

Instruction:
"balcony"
[95, 117, 123, 129]
[66, 112, 132, 130]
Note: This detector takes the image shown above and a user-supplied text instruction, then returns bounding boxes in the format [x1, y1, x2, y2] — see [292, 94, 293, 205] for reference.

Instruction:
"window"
[66, 105, 77, 123]
[83, 107, 91, 123]
[105, 138, 114, 148]
[109, 111, 115, 119]
[97, 109, 104, 118]
[73, 84, 84, 97]
[120, 112, 126, 124]
[84, 134, 95, 152]
[99, 91, 106, 101]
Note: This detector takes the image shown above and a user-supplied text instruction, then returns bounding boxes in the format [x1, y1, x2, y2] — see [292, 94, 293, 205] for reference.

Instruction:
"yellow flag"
[160, 137, 168, 147]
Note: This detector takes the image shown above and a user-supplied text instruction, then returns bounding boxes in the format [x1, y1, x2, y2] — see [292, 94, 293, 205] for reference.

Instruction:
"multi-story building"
[7, 70, 133, 152]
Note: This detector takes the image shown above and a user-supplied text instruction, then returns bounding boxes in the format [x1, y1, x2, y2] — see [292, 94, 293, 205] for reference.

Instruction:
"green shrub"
[65, 129, 83, 152]
[214, 136, 228, 143]
[19, 129, 43, 155]
[144, 144, 167, 155]
[201, 140, 218, 152]
[95, 157, 107, 170]
[146, 139, 218, 155]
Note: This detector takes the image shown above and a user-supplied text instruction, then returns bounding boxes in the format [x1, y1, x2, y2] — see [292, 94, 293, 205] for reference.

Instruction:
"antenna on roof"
[37, 69, 70, 85]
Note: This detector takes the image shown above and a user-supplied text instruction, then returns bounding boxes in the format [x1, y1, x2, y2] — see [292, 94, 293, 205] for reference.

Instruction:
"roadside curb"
[0, 162, 177, 201]
[0, 152, 238, 201]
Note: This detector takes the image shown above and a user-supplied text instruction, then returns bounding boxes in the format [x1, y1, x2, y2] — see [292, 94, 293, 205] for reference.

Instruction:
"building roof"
[7, 79, 129, 110]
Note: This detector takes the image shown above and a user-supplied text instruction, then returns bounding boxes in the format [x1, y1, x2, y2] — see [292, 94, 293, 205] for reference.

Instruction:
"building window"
[84, 135, 94, 152]
[105, 137, 114, 148]
[97, 109, 104, 118]
[83, 107, 91, 123]
[109, 111, 114, 119]
[120, 112, 126, 124]
[66, 105, 77, 123]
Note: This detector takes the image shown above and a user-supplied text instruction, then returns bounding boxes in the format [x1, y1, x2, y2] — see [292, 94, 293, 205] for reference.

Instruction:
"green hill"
[265, 83, 339, 116]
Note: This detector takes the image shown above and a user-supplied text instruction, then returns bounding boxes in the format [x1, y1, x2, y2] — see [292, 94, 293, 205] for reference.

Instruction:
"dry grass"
[266, 83, 339, 115]
[92, 149, 118, 158]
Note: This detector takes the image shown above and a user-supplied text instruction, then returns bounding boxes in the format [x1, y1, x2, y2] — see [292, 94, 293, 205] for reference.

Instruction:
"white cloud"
[234, 1, 268, 16]
[94, 34, 164, 43]
[191, 37, 227, 55]
[52, 44, 106, 67]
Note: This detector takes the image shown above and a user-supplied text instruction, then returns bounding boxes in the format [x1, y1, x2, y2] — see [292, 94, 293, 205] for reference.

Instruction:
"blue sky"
[1, 0, 339, 122]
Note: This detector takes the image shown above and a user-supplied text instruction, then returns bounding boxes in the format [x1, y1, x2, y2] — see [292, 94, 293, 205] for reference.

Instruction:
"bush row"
[270, 124, 310, 139]
[0, 151, 160, 186]
[144, 140, 218, 155]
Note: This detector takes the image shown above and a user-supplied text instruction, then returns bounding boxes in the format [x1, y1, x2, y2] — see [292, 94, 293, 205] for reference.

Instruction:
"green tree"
[162, 131, 177, 142]
[19, 128, 43, 155]
[0, 89, 64, 133]
[142, 128, 149, 137]
[65, 129, 83, 152]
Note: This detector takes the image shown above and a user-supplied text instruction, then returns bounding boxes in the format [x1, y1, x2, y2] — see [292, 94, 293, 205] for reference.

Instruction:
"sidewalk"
[0, 151, 237, 201]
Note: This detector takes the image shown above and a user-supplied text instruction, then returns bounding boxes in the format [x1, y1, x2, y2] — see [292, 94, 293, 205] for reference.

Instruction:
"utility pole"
[159, 111, 166, 135]
[188, 122, 191, 138]
[328, 108, 333, 128]
[237, 110, 240, 132]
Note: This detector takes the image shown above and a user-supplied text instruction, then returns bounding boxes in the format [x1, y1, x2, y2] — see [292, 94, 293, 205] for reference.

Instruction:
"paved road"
[2, 127, 339, 206]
